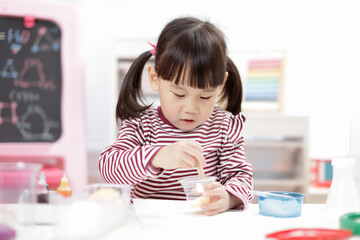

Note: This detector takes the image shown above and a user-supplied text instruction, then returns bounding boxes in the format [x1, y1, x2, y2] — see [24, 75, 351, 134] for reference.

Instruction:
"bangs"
[155, 25, 226, 89]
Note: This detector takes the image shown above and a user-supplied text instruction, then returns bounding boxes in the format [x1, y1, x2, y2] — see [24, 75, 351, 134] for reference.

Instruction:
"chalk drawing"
[0, 101, 19, 125]
[1, 59, 18, 79]
[16, 104, 59, 141]
[14, 58, 56, 90]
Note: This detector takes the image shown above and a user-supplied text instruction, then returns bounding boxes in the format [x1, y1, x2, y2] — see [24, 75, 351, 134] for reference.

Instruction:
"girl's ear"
[148, 65, 159, 91]
[219, 72, 228, 91]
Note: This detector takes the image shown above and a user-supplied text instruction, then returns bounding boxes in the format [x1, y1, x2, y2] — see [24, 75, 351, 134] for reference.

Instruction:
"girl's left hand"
[201, 182, 231, 216]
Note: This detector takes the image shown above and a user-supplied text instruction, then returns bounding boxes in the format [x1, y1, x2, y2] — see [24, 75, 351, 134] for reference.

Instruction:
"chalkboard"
[0, 16, 62, 142]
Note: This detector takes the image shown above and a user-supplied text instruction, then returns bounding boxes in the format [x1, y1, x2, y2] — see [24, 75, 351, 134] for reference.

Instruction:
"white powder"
[259, 198, 302, 217]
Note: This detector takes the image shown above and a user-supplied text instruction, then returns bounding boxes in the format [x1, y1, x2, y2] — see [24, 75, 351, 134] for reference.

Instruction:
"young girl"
[99, 16, 253, 216]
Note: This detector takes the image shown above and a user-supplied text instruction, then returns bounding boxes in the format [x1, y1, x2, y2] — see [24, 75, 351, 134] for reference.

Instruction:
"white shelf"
[244, 114, 309, 195]
[308, 186, 330, 195]
[254, 178, 304, 188]
[307, 186, 329, 203]
[245, 140, 303, 149]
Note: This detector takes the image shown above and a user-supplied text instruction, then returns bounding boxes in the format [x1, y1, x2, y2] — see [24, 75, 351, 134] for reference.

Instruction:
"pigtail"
[220, 56, 243, 115]
[116, 51, 153, 121]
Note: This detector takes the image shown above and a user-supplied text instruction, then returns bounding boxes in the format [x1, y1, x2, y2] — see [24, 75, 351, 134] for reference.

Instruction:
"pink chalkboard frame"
[0, 0, 87, 191]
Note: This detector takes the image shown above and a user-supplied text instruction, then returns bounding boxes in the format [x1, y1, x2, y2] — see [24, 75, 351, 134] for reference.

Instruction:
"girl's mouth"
[181, 119, 195, 125]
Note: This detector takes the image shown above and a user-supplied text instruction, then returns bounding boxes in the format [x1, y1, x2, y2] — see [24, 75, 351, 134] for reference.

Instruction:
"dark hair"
[116, 17, 243, 120]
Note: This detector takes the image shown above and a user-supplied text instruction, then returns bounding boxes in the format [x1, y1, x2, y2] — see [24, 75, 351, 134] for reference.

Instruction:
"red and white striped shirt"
[98, 106, 253, 209]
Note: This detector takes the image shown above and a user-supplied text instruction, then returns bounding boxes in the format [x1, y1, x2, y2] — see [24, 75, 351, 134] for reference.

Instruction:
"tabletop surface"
[2, 199, 359, 240]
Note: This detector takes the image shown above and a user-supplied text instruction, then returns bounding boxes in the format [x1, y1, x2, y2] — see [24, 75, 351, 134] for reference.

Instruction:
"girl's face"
[149, 66, 227, 131]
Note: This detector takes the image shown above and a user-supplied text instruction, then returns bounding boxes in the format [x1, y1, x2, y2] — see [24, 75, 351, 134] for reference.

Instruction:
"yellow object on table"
[56, 174, 72, 197]
[89, 188, 121, 200]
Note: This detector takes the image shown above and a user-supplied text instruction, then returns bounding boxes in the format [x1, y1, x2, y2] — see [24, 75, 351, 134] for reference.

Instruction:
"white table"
[2, 200, 360, 240]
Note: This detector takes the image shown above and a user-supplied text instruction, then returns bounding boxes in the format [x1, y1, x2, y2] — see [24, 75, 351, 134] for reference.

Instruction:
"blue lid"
[0, 224, 15, 240]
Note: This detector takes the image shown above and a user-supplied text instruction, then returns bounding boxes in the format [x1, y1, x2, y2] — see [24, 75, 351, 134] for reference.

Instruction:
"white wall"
[81, 0, 118, 152]
[81, 0, 360, 159]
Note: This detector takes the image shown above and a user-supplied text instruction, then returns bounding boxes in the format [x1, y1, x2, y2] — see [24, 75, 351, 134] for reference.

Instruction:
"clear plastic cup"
[86, 183, 132, 207]
[0, 162, 42, 204]
[179, 176, 216, 210]
[56, 184, 132, 240]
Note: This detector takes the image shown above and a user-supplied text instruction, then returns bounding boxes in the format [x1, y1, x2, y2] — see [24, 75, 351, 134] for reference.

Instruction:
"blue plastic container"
[258, 191, 305, 218]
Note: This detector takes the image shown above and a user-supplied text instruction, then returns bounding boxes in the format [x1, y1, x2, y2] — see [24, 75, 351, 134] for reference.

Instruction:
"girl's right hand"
[151, 140, 206, 170]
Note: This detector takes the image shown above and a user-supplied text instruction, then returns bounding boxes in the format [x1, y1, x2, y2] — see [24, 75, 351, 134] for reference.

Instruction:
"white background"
[22, 0, 360, 161]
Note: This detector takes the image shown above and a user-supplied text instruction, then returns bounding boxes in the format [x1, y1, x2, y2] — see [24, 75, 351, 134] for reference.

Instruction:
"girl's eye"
[200, 96, 211, 100]
[174, 93, 185, 98]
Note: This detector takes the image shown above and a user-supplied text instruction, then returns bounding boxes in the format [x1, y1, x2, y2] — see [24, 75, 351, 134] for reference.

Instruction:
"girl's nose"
[183, 98, 199, 114]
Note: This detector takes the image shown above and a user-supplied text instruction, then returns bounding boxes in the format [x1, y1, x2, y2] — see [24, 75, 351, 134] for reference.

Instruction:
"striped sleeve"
[98, 118, 162, 185]
[217, 113, 253, 209]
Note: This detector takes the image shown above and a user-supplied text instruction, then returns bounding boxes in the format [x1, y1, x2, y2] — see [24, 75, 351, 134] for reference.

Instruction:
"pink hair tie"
[148, 42, 157, 55]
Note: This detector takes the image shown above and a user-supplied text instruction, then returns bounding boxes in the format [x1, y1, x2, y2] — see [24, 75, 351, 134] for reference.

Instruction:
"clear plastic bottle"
[323, 157, 360, 223]
[350, 119, 360, 199]
[37, 172, 49, 203]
